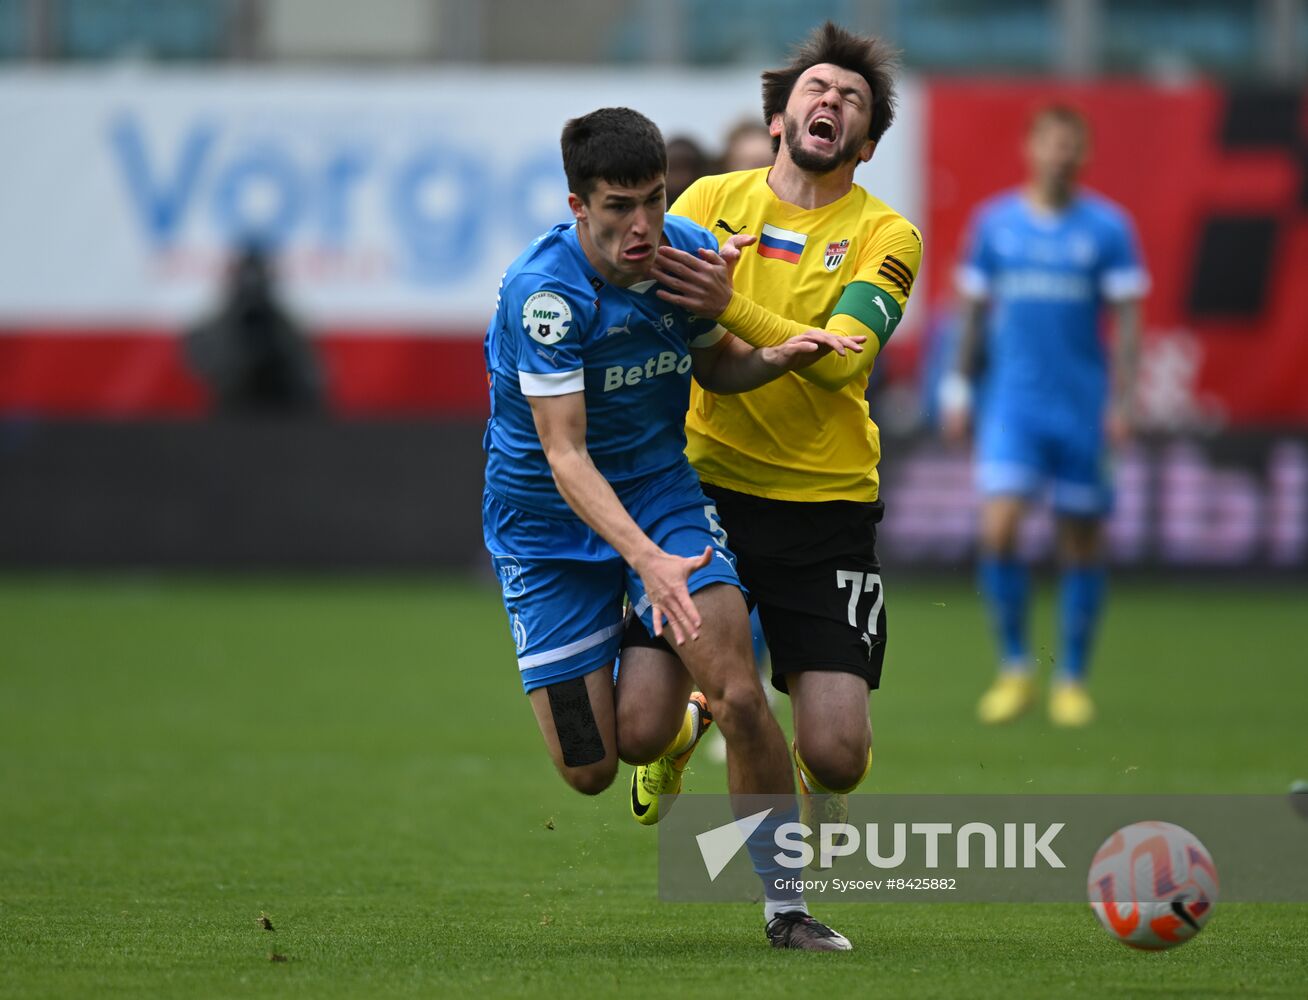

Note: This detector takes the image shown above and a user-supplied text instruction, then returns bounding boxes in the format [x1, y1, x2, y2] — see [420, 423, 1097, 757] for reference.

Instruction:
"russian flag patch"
[757, 223, 807, 264]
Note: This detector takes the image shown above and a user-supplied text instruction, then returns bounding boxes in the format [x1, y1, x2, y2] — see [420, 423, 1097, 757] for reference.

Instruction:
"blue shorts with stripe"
[482, 464, 743, 693]
[976, 403, 1114, 516]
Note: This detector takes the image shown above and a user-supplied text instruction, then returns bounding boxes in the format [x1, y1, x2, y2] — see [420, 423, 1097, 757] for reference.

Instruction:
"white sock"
[764, 898, 809, 923]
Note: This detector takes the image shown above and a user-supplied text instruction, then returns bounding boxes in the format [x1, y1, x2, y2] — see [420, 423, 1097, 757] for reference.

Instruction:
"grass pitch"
[1, 575, 1305, 998]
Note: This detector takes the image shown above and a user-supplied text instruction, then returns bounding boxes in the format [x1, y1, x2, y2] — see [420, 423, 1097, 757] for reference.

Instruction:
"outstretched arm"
[652, 243, 888, 391]
[528, 391, 710, 645]
[691, 328, 865, 394]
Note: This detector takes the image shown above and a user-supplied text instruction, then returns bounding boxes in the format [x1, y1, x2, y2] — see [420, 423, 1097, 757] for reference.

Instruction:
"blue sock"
[978, 556, 1030, 666]
[744, 805, 806, 914]
[1058, 565, 1106, 681]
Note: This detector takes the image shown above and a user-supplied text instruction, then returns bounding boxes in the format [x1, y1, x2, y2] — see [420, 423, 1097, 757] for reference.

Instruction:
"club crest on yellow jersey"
[824, 239, 850, 272]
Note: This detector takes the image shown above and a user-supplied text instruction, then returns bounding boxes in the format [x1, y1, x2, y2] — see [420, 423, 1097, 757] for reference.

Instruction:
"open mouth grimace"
[809, 115, 838, 143]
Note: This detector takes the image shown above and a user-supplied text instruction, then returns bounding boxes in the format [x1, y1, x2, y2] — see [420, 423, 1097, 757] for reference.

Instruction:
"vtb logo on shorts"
[493, 555, 526, 598]
[603, 351, 692, 392]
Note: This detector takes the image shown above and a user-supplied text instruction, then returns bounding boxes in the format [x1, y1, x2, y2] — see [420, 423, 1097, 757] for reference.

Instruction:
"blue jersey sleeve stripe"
[956, 264, 989, 298]
[519, 369, 585, 396]
[1101, 267, 1150, 301]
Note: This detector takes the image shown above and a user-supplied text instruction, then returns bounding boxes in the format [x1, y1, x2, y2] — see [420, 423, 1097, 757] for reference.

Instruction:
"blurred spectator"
[185, 245, 324, 416]
[665, 134, 711, 205]
[720, 118, 775, 172]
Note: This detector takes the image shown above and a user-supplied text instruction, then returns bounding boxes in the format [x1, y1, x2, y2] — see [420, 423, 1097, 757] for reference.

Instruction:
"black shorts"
[622, 483, 887, 694]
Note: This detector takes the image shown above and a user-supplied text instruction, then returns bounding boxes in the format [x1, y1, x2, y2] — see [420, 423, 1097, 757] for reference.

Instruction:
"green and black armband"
[831, 281, 904, 348]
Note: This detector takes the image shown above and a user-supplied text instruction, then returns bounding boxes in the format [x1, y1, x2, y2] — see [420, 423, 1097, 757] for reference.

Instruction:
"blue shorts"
[976, 406, 1113, 516]
[483, 466, 743, 693]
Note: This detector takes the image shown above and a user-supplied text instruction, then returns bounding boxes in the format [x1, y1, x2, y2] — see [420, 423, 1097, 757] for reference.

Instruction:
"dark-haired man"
[941, 105, 1147, 728]
[482, 106, 859, 949]
[623, 23, 922, 845]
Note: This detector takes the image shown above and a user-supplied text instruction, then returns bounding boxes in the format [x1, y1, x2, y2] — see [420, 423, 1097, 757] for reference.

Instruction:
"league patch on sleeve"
[522, 291, 573, 345]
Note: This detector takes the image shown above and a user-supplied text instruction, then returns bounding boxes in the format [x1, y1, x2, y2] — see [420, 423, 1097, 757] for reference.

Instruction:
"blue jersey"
[483, 217, 723, 518]
[957, 190, 1147, 419]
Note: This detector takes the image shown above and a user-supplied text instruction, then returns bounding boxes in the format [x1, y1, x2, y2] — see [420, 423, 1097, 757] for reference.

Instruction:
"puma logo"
[872, 296, 894, 332]
[714, 218, 745, 236]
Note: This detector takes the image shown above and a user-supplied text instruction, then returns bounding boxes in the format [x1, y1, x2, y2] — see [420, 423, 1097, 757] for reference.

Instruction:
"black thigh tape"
[546, 676, 606, 768]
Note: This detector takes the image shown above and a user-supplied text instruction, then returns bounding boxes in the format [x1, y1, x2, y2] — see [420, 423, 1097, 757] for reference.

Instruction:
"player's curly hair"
[761, 22, 900, 153]
[561, 107, 667, 200]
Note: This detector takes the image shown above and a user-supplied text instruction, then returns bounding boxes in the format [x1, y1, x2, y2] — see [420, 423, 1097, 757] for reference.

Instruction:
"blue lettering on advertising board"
[106, 113, 570, 285]
[389, 144, 484, 283]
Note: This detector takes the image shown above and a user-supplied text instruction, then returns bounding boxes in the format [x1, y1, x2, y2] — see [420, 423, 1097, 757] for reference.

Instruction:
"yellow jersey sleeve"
[714, 291, 874, 392]
[715, 217, 923, 392]
[831, 217, 922, 347]
[669, 179, 712, 230]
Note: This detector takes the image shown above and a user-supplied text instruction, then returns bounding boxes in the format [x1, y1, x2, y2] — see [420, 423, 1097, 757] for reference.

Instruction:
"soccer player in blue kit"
[482, 107, 862, 949]
[941, 105, 1149, 727]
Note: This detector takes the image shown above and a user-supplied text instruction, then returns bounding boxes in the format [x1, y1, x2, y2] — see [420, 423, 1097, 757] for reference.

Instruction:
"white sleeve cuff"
[689, 324, 728, 349]
[518, 369, 584, 396]
[938, 371, 973, 414]
[1102, 268, 1151, 301]
[955, 265, 989, 299]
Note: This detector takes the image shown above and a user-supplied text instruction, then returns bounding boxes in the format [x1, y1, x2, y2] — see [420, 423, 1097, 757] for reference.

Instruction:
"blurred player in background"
[483, 107, 860, 949]
[720, 118, 776, 172]
[621, 22, 921, 842]
[940, 105, 1148, 727]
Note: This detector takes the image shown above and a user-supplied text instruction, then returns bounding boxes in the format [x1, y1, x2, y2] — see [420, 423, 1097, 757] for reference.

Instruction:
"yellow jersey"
[671, 167, 922, 502]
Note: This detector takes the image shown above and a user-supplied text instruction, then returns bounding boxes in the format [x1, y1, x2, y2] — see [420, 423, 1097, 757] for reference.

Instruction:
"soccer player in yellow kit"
[617, 22, 921, 842]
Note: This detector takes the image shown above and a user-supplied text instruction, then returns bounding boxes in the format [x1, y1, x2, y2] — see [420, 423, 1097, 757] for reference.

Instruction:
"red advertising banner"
[926, 81, 1308, 428]
[0, 330, 489, 418]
